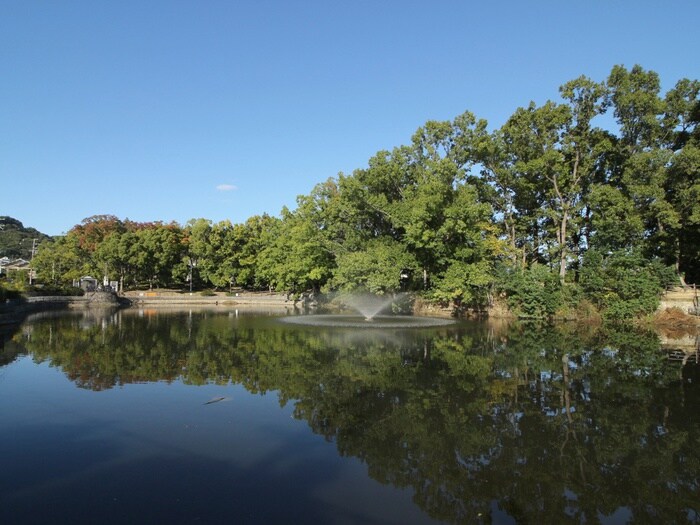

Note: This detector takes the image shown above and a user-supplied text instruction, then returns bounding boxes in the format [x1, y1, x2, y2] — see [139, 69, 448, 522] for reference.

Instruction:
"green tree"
[181, 218, 212, 290]
[607, 65, 699, 284]
[580, 249, 675, 320]
[665, 142, 700, 282]
[233, 214, 279, 289]
[608, 64, 664, 154]
[131, 224, 183, 288]
[496, 263, 565, 319]
[661, 78, 700, 283]
[256, 205, 333, 294]
[476, 131, 526, 266]
[586, 184, 644, 252]
[330, 237, 417, 294]
[500, 81, 609, 284]
[398, 113, 492, 287]
[94, 230, 138, 290]
[33, 233, 91, 285]
[498, 102, 567, 269]
[196, 220, 240, 289]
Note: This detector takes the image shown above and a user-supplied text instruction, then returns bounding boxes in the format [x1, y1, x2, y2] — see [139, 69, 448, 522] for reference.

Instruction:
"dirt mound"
[654, 307, 699, 335]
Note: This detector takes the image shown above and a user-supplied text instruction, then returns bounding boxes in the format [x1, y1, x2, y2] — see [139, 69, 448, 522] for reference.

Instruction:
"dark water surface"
[1, 308, 698, 524]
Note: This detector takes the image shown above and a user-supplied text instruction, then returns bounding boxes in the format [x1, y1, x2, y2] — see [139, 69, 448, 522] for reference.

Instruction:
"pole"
[27, 238, 38, 285]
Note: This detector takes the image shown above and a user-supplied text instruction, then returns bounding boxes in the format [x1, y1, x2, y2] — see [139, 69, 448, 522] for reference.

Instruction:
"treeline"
[30, 65, 698, 319]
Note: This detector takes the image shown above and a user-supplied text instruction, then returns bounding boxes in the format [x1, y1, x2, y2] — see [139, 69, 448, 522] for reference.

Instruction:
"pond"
[1, 308, 698, 524]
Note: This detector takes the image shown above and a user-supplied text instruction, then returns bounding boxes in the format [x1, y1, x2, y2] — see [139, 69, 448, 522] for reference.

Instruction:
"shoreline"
[2, 289, 698, 329]
[122, 290, 292, 307]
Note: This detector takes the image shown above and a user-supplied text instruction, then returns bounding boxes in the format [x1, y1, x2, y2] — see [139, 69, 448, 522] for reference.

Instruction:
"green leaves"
[580, 249, 675, 321]
[429, 260, 492, 304]
[330, 238, 417, 294]
[587, 184, 644, 251]
[497, 263, 565, 319]
[26, 65, 699, 308]
[608, 64, 664, 151]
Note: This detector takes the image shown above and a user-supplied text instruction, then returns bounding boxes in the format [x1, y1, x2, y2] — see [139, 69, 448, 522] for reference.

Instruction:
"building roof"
[1, 258, 30, 269]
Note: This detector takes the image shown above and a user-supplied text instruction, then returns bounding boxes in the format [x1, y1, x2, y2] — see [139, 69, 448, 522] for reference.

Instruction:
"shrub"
[496, 264, 566, 319]
[33, 285, 85, 297]
[0, 282, 22, 302]
[580, 249, 675, 321]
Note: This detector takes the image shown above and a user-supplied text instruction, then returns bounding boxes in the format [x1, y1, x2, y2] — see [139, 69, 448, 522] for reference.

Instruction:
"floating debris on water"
[203, 396, 229, 405]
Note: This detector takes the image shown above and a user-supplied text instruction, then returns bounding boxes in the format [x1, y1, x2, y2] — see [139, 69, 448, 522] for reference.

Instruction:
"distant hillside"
[0, 216, 52, 260]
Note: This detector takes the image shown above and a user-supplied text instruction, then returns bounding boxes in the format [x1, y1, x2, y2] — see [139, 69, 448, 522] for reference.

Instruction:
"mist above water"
[339, 293, 398, 321]
[280, 292, 455, 328]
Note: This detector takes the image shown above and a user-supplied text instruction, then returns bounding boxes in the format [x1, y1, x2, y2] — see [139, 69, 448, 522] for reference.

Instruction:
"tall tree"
[609, 65, 700, 283]
[197, 220, 240, 289]
[182, 219, 212, 291]
[495, 76, 609, 284]
[131, 224, 183, 289]
[256, 204, 334, 294]
[71, 215, 125, 253]
[33, 233, 90, 285]
[662, 78, 700, 283]
[557, 75, 611, 278]
[94, 230, 138, 291]
[233, 214, 279, 289]
[500, 101, 570, 277]
[397, 112, 493, 288]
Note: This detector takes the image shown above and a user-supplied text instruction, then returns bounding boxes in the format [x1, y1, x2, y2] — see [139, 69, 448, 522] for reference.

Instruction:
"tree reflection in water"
[7, 309, 700, 524]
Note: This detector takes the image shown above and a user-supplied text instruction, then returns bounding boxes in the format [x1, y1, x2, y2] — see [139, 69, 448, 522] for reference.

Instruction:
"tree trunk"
[559, 209, 568, 284]
[676, 251, 687, 287]
[671, 236, 686, 286]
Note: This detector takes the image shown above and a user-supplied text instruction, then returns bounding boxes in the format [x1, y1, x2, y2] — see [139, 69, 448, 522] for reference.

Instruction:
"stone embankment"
[122, 290, 292, 307]
[659, 286, 699, 315]
[655, 287, 699, 360]
[26, 290, 120, 306]
[0, 292, 114, 329]
[1, 290, 297, 328]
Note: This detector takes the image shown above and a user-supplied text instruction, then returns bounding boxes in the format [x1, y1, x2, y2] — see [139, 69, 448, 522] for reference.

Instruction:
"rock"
[87, 291, 119, 305]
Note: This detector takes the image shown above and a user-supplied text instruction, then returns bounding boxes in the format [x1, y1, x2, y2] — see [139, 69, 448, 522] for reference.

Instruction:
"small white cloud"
[216, 184, 238, 192]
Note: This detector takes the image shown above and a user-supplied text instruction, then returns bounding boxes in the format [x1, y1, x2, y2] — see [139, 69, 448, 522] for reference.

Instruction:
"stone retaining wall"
[659, 286, 698, 315]
[123, 291, 291, 307]
[25, 296, 88, 306]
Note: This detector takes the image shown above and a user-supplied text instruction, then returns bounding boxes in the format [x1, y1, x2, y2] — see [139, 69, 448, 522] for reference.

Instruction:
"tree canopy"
[21, 64, 699, 319]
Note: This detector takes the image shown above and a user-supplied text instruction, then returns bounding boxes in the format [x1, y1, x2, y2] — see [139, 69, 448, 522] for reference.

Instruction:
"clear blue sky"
[2, 1, 698, 236]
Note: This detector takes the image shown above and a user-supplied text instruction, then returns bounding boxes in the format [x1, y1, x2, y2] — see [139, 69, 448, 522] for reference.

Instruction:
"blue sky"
[2, 1, 699, 236]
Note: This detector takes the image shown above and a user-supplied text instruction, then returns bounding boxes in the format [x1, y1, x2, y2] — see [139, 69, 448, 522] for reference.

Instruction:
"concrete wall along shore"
[123, 290, 291, 307]
[659, 286, 699, 315]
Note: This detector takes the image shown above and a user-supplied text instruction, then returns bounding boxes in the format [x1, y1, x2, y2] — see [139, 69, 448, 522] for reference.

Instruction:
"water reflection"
[4, 309, 700, 524]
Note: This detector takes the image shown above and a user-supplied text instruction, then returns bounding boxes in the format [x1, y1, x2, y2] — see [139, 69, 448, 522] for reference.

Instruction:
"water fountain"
[340, 293, 397, 321]
[280, 292, 455, 329]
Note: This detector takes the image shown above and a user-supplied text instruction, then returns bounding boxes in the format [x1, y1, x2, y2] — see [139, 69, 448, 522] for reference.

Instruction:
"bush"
[31, 285, 85, 297]
[0, 282, 22, 302]
[429, 260, 493, 308]
[496, 264, 567, 319]
[580, 249, 675, 321]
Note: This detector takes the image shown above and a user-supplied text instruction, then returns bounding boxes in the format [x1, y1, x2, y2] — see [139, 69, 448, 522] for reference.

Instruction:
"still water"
[1, 308, 698, 524]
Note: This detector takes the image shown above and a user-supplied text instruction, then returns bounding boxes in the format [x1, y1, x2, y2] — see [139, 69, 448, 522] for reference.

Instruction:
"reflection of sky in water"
[0, 355, 439, 524]
[1, 309, 698, 525]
